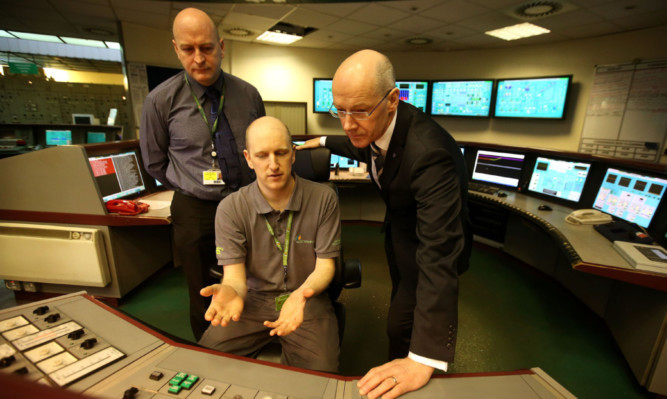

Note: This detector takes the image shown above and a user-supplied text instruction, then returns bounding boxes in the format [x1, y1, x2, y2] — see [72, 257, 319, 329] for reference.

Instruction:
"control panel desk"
[0, 292, 574, 399]
[469, 190, 667, 395]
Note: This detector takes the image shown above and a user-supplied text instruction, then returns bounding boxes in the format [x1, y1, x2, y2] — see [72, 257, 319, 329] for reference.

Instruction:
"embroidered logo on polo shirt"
[295, 234, 314, 244]
[215, 246, 223, 254]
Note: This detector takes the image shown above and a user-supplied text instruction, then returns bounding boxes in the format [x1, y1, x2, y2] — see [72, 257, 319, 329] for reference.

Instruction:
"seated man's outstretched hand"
[263, 288, 314, 336]
[294, 138, 321, 150]
[200, 284, 244, 327]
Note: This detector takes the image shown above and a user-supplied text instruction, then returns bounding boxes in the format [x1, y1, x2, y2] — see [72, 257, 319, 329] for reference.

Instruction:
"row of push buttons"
[168, 371, 200, 393]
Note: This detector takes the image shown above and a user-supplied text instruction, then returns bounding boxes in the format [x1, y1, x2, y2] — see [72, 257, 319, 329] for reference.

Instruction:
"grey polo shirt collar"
[248, 174, 302, 215]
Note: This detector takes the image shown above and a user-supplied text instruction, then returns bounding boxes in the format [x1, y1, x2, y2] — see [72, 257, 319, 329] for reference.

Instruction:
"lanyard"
[264, 211, 294, 291]
[184, 74, 225, 138]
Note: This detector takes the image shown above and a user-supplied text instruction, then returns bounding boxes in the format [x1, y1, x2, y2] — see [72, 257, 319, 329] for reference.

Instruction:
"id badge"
[275, 292, 291, 312]
[203, 169, 225, 185]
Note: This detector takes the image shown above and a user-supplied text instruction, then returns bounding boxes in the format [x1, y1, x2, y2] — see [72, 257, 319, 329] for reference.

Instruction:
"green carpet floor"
[118, 224, 652, 399]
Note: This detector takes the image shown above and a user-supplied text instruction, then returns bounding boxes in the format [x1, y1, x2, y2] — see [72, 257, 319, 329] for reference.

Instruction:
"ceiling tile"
[326, 18, 379, 36]
[426, 0, 490, 23]
[221, 12, 276, 32]
[391, 15, 445, 33]
[466, 0, 523, 10]
[347, 4, 411, 25]
[381, 0, 447, 14]
[282, 8, 340, 28]
[456, 11, 519, 31]
[588, 0, 667, 19]
[361, 26, 414, 42]
[230, 4, 295, 20]
[538, 9, 604, 30]
[299, 2, 368, 18]
[305, 28, 354, 44]
[426, 23, 478, 40]
[557, 21, 622, 39]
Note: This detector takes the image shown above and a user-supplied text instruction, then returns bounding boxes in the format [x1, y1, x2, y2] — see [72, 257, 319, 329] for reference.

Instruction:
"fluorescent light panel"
[9, 31, 63, 43]
[61, 37, 106, 48]
[485, 22, 550, 41]
[257, 31, 302, 45]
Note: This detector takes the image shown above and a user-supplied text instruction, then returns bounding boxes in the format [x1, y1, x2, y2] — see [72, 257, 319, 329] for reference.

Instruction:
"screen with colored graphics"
[88, 151, 146, 202]
[528, 157, 591, 203]
[396, 81, 428, 112]
[593, 168, 667, 228]
[430, 80, 493, 117]
[494, 75, 571, 119]
[472, 149, 525, 187]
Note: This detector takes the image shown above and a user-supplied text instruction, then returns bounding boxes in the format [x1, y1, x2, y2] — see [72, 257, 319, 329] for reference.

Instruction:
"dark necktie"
[370, 142, 384, 183]
[205, 86, 242, 190]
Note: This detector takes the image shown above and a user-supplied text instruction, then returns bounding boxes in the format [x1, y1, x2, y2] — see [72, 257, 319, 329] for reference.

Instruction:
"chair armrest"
[343, 259, 361, 289]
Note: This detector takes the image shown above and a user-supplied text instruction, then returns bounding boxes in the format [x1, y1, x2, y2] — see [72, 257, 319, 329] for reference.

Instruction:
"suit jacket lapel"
[378, 102, 409, 194]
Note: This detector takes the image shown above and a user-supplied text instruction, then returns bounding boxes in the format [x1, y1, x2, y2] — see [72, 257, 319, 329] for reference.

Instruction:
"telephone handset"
[565, 209, 613, 225]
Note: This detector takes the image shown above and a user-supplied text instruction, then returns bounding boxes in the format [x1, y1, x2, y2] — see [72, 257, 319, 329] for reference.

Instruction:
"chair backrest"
[293, 147, 331, 182]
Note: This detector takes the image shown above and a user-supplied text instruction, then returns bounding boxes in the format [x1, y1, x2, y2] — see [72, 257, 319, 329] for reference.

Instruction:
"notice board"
[579, 59, 667, 162]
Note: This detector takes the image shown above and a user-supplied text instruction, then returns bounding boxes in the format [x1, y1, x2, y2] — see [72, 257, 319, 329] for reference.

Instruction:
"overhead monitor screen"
[396, 81, 428, 112]
[494, 75, 571, 119]
[88, 151, 146, 202]
[313, 79, 333, 113]
[87, 132, 106, 143]
[593, 168, 667, 228]
[472, 149, 525, 188]
[430, 80, 493, 117]
[528, 157, 591, 203]
[45, 130, 72, 146]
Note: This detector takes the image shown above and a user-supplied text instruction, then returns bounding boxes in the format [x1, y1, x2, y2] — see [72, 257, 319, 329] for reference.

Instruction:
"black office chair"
[210, 147, 361, 363]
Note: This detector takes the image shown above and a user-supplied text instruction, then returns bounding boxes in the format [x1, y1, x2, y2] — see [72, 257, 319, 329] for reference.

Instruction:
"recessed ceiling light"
[406, 37, 432, 45]
[485, 22, 550, 41]
[224, 28, 253, 37]
[257, 31, 302, 45]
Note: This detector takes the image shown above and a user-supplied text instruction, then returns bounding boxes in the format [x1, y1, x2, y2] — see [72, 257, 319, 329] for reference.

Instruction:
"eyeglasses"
[329, 89, 392, 120]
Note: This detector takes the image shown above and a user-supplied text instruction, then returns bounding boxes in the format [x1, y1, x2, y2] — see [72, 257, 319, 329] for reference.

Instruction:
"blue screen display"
[431, 80, 493, 117]
[593, 168, 667, 228]
[494, 76, 571, 118]
[331, 154, 358, 169]
[313, 79, 333, 113]
[45, 130, 72, 146]
[528, 157, 591, 203]
[87, 132, 106, 143]
[396, 81, 428, 112]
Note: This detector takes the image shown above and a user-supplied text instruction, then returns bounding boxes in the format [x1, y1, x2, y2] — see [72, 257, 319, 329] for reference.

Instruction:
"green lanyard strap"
[264, 211, 294, 291]
[184, 74, 225, 137]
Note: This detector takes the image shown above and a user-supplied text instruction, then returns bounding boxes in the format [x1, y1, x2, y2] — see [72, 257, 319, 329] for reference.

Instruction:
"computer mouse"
[497, 191, 507, 198]
[538, 204, 552, 211]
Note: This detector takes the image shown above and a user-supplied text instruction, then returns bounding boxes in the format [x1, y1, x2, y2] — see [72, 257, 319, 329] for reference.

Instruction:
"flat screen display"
[396, 81, 428, 112]
[471, 149, 525, 188]
[45, 130, 72, 146]
[313, 78, 333, 113]
[87, 132, 106, 143]
[528, 157, 591, 203]
[494, 75, 571, 119]
[88, 151, 146, 202]
[593, 168, 667, 228]
[430, 80, 493, 117]
[330, 154, 358, 169]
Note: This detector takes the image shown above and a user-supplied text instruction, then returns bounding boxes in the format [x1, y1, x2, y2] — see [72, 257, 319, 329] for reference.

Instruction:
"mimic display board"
[494, 76, 571, 119]
[431, 80, 493, 117]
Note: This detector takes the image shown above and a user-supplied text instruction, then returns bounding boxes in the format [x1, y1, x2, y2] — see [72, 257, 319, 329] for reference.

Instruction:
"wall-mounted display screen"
[87, 132, 106, 143]
[88, 151, 146, 202]
[313, 78, 333, 113]
[471, 149, 525, 187]
[430, 80, 493, 117]
[593, 168, 667, 228]
[396, 81, 428, 112]
[45, 130, 72, 146]
[494, 75, 571, 119]
[528, 157, 591, 203]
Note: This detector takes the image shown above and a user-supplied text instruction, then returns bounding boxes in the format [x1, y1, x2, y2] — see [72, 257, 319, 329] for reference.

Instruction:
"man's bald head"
[245, 116, 292, 153]
[173, 8, 219, 41]
[334, 49, 395, 97]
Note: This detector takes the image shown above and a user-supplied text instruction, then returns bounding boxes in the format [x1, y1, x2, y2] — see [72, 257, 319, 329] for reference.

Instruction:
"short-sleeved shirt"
[215, 175, 341, 293]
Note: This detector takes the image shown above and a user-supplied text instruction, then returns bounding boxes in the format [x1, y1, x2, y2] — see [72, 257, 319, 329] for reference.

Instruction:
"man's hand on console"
[200, 284, 244, 327]
[263, 288, 314, 336]
[357, 357, 434, 399]
[294, 138, 321, 150]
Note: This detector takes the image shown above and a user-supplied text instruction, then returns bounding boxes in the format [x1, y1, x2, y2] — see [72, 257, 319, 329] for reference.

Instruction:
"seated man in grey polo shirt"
[198, 116, 341, 372]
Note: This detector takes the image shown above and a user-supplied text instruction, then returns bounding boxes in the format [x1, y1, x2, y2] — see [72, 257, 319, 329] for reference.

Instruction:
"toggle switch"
[0, 355, 16, 368]
[33, 306, 49, 315]
[68, 329, 85, 340]
[80, 338, 97, 350]
[44, 313, 61, 323]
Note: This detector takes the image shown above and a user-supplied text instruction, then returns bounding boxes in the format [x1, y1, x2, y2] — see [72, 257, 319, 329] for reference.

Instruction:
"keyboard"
[468, 182, 499, 195]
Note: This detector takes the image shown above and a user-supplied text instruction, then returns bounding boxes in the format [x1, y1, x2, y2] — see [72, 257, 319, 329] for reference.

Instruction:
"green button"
[180, 380, 193, 389]
[185, 375, 199, 384]
[169, 372, 188, 385]
[168, 384, 182, 394]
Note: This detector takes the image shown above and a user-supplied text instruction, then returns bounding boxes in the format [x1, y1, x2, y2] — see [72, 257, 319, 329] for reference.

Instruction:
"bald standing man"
[140, 7, 265, 340]
[198, 116, 341, 372]
[299, 50, 471, 398]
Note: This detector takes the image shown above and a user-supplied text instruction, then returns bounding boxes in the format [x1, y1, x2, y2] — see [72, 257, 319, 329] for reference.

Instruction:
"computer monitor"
[88, 151, 146, 202]
[494, 75, 571, 119]
[330, 154, 358, 169]
[87, 132, 106, 144]
[313, 78, 333, 113]
[45, 130, 72, 146]
[396, 81, 428, 112]
[528, 157, 591, 203]
[471, 149, 525, 188]
[72, 113, 95, 125]
[593, 168, 667, 228]
[430, 80, 493, 117]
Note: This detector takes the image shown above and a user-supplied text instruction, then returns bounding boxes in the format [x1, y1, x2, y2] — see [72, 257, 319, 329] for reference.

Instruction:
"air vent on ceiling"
[505, 1, 577, 21]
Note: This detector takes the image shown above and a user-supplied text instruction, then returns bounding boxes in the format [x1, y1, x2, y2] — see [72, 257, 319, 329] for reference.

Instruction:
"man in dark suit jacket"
[299, 49, 470, 399]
